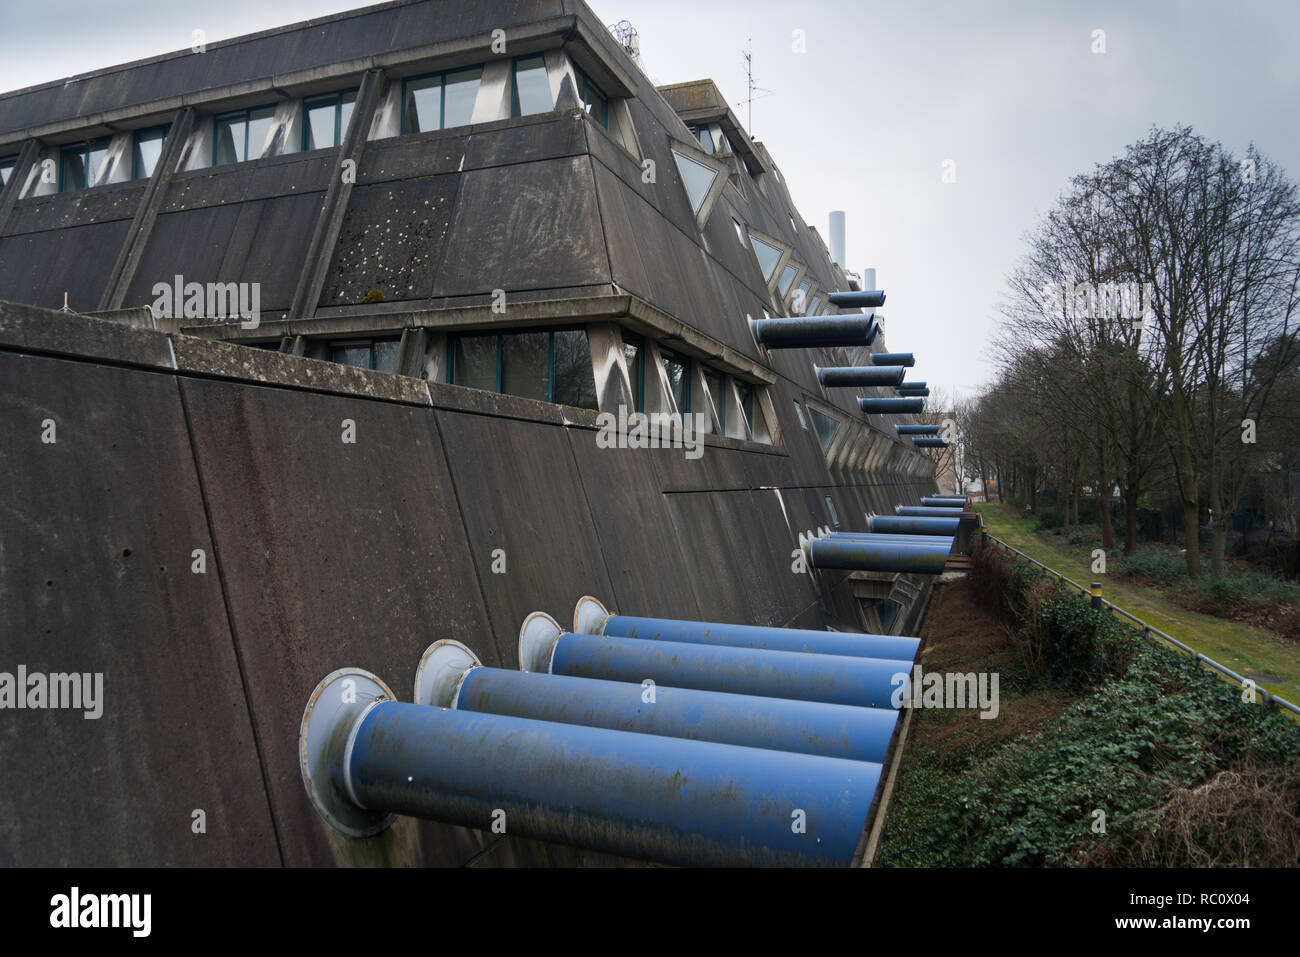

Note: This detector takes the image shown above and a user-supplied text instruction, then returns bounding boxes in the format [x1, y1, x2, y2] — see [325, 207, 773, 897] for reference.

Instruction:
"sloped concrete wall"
[0, 305, 934, 866]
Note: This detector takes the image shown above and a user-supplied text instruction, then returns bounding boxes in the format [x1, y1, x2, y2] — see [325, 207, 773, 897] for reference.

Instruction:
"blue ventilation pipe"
[299, 667, 881, 866]
[521, 613, 909, 711]
[896, 505, 964, 517]
[827, 289, 886, 308]
[815, 365, 906, 387]
[912, 436, 946, 446]
[825, 532, 955, 549]
[572, 596, 920, 662]
[896, 424, 939, 435]
[921, 496, 965, 507]
[898, 388, 931, 398]
[748, 315, 878, 349]
[868, 515, 961, 536]
[896, 381, 927, 390]
[802, 535, 951, 574]
[872, 353, 915, 367]
[413, 639, 900, 764]
[860, 397, 924, 414]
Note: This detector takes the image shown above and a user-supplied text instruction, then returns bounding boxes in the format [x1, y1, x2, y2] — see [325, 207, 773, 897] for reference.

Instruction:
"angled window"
[623, 333, 645, 412]
[448, 329, 595, 407]
[303, 91, 357, 150]
[671, 149, 718, 216]
[820, 304, 831, 315]
[732, 218, 747, 247]
[131, 126, 168, 179]
[793, 399, 808, 430]
[59, 140, 109, 191]
[826, 496, 840, 527]
[750, 237, 783, 282]
[328, 337, 401, 372]
[777, 264, 798, 297]
[404, 67, 482, 134]
[660, 347, 690, 412]
[694, 125, 715, 153]
[703, 368, 725, 433]
[807, 294, 823, 316]
[574, 66, 608, 129]
[214, 105, 276, 166]
[807, 406, 840, 453]
[511, 54, 552, 117]
[1, 155, 18, 188]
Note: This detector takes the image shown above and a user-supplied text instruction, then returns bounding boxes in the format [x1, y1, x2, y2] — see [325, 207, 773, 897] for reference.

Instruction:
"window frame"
[401, 67, 483, 135]
[510, 53, 552, 118]
[59, 139, 110, 192]
[622, 333, 646, 412]
[302, 89, 358, 151]
[659, 346, 691, 414]
[212, 104, 277, 167]
[130, 125, 169, 180]
[0, 154, 18, 189]
[573, 65, 608, 129]
[702, 367, 725, 433]
[446, 327, 593, 406]
[327, 336, 402, 372]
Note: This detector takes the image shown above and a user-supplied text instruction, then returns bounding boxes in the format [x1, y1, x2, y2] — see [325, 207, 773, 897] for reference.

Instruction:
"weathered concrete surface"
[0, 353, 278, 865]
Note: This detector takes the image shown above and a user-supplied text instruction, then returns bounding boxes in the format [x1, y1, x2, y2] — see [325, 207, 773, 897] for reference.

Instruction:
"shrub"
[1118, 547, 1186, 587]
[1034, 505, 1066, 531]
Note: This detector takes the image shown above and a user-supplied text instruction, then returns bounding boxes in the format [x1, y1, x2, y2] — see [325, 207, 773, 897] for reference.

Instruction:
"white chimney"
[829, 210, 846, 267]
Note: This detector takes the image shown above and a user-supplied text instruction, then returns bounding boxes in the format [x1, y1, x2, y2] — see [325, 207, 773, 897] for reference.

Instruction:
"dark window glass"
[623, 336, 643, 412]
[330, 342, 373, 369]
[575, 67, 607, 128]
[703, 369, 725, 433]
[373, 339, 401, 373]
[452, 335, 499, 392]
[0, 156, 15, 188]
[661, 349, 690, 413]
[695, 126, 715, 153]
[750, 237, 782, 281]
[808, 406, 839, 452]
[502, 331, 549, 401]
[132, 127, 167, 179]
[61, 149, 87, 191]
[512, 55, 551, 117]
[552, 329, 597, 409]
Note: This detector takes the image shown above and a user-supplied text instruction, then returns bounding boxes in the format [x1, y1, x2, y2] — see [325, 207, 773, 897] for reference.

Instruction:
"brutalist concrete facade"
[0, 0, 941, 866]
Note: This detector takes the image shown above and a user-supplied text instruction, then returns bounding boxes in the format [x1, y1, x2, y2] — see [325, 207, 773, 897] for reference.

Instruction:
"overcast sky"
[3, 0, 1297, 398]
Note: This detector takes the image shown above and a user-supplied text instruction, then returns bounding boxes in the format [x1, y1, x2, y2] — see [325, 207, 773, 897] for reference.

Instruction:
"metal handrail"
[979, 529, 1300, 718]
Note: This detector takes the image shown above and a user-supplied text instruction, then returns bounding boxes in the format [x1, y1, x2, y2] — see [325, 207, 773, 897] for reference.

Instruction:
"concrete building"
[0, 0, 944, 866]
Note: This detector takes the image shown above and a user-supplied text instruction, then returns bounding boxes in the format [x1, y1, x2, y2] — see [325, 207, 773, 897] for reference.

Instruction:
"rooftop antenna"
[607, 20, 642, 68]
[740, 38, 772, 134]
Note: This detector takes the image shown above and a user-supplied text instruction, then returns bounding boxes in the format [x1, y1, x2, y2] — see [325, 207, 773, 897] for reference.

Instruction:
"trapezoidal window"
[511, 55, 552, 117]
[214, 105, 276, 166]
[807, 406, 840, 453]
[131, 126, 168, 179]
[304, 91, 357, 149]
[404, 67, 483, 134]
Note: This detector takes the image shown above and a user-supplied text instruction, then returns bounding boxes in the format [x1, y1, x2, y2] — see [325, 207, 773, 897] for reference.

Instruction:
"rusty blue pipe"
[805, 536, 950, 574]
[868, 515, 960, 536]
[815, 365, 906, 387]
[749, 315, 879, 349]
[827, 289, 885, 308]
[860, 397, 924, 414]
[897, 505, 964, 517]
[572, 597, 919, 662]
[415, 640, 900, 764]
[299, 668, 882, 866]
[521, 616, 908, 711]
[896, 425, 939, 435]
[872, 353, 914, 367]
